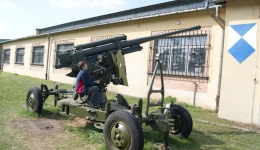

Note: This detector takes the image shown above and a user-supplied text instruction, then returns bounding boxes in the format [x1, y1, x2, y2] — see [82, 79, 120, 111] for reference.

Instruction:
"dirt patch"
[12, 118, 63, 136]
[11, 117, 92, 136]
[67, 117, 93, 127]
[9, 117, 98, 150]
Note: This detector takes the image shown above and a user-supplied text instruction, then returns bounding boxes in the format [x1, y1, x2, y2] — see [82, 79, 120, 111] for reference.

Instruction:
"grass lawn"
[0, 71, 260, 150]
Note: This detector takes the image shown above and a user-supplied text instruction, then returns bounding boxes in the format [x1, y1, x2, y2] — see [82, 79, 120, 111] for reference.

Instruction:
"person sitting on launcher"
[74, 61, 100, 106]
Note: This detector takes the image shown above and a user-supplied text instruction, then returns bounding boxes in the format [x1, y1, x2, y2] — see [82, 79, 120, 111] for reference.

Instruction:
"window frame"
[15, 47, 25, 64]
[55, 42, 74, 66]
[3, 49, 11, 63]
[149, 28, 210, 79]
[31, 46, 44, 66]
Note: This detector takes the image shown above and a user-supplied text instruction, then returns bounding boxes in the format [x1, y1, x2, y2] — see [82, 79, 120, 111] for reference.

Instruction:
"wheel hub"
[170, 114, 182, 134]
[28, 93, 36, 111]
[116, 134, 121, 141]
[110, 122, 130, 149]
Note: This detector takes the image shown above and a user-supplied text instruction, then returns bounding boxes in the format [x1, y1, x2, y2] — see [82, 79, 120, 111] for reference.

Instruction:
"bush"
[164, 96, 177, 104]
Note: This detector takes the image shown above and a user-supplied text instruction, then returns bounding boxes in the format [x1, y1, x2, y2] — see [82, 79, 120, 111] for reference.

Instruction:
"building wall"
[218, 0, 260, 124]
[1, 10, 224, 112]
[2, 37, 50, 79]
[107, 11, 225, 110]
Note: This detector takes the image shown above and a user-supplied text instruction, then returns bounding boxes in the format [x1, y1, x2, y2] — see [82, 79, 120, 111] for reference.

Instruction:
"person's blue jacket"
[75, 70, 97, 94]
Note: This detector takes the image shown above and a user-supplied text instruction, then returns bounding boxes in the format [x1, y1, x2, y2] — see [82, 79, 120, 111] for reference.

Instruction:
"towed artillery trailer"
[26, 26, 200, 150]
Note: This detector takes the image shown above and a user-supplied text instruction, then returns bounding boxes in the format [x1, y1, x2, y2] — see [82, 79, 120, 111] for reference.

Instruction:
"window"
[151, 30, 209, 78]
[16, 48, 25, 64]
[32, 46, 44, 65]
[4, 49, 10, 63]
[56, 44, 74, 65]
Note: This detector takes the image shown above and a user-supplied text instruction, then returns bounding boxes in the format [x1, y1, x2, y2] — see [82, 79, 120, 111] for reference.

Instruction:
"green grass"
[64, 126, 104, 143]
[0, 72, 260, 150]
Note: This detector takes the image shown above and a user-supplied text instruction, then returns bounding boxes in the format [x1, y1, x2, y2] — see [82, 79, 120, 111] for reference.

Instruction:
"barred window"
[150, 30, 209, 78]
[4, 49, 10, 63]
[56, 43, 74, 65]
[32, 46, 44, 65]
[16, 48, 25, 64]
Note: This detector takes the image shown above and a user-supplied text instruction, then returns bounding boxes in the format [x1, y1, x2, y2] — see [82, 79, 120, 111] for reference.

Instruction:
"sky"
[0, 0, 171, 39]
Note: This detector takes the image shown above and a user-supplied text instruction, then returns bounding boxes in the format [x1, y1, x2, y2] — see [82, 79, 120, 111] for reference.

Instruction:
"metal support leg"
[164, 132, 169, 149]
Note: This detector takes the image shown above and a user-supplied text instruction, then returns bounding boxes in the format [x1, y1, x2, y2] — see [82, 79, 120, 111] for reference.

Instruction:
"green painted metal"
[146, 53, 165, 116]
[59, 99, 108, 122]
[110, 121, 131, 149]
[116, 50, 128, 86]
[105, 102, 111, 119]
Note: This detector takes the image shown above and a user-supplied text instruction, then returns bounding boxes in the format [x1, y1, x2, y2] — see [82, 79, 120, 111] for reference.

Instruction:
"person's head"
[78, 61, 88, 71]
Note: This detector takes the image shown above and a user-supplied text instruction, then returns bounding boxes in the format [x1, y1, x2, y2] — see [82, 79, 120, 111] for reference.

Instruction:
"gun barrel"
[75, 35, 127, 50]
[122, 25, 201, 47]
[81, 25, 201, 57]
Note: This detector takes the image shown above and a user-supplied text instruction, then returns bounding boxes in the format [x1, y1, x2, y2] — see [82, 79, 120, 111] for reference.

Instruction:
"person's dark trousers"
[86, 86, 99, 106]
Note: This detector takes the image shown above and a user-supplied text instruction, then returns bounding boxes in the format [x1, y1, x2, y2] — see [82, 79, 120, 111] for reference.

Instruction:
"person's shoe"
[90, 104, 100, 109]
[73, 92, 79, 100]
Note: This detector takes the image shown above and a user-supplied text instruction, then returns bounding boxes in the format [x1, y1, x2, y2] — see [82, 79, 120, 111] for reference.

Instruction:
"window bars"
[32, 46, 44, 65]
[149, 29, 210, 79]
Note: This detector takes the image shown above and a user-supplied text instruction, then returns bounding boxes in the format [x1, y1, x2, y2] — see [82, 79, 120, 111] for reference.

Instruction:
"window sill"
[147, 72, 209, 80]
[15, 63, 24, 65]
[3, 62, 10, 64]
[31, 64, 44, 66]
[55, 67, 71, 70]
[53, 65, 70, 69]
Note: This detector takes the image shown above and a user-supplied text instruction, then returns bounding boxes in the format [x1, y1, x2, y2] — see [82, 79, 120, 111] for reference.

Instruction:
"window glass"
[16, 48, 24, 63]
[56, 44, 74, 65]
[4, 49, 10, 62]
[32, 46, 44, 65]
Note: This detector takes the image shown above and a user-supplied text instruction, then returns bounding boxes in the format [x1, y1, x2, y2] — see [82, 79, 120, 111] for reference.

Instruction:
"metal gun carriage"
[26, 25, 200, 150]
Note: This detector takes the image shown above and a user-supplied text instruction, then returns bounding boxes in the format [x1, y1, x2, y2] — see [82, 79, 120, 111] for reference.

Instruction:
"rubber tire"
[103, 111, 144, 150]
[171, 104, 193, 138]
[26, 87, 43, 114]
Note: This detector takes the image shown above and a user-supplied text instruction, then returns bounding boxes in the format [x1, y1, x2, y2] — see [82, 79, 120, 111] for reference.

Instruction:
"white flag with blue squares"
[228, 23, 257, 64]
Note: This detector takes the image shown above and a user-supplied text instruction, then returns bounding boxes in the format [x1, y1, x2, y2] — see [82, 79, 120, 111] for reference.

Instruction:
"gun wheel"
[170, 104, 193, 138]
[103, 111, 144, 150]
[26, 87, 43, 114]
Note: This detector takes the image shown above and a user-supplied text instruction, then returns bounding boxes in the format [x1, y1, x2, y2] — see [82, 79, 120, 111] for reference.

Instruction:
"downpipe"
[215, 29, 225, 112]
[205, 0, 226, 112]
[46, 34, 51, 80]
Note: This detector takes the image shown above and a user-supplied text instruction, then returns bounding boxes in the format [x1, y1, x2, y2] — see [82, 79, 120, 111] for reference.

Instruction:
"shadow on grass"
[143, 129, 225, 150]
[19, 104, 70, 120]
